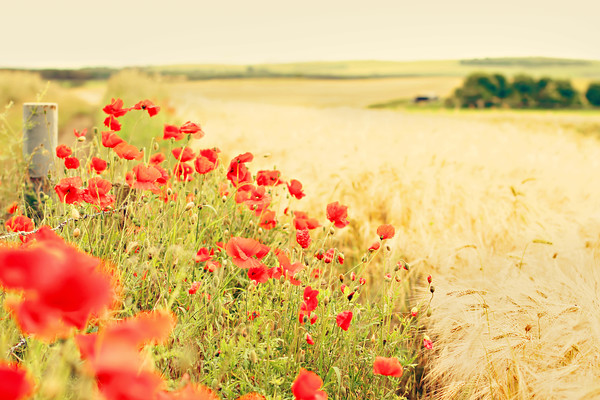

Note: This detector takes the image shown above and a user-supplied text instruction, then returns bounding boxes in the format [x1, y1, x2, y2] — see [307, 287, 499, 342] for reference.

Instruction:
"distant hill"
[3, 57, 600, 81]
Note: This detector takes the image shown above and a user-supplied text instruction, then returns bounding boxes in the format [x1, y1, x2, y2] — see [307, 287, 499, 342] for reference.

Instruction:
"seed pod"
[185, 201, 195, 211]
[73, 228, 81, 238]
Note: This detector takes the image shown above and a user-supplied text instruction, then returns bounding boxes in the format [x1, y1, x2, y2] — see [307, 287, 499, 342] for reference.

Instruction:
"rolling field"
[167, 86, 600, 398]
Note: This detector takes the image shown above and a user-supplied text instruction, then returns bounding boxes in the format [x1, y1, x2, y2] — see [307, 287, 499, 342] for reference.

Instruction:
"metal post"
[23, 102, 57, 194]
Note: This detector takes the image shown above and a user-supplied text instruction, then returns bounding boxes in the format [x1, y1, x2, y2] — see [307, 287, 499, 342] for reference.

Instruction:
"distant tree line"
[449, 73, 600, 109]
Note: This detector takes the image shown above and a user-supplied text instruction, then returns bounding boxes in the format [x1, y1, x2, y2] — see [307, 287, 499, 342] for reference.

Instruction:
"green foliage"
[451, 72, 583, 109]
[585, 82, 600, 107]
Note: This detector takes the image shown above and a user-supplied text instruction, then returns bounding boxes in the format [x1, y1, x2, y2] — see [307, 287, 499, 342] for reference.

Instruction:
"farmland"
[1, 64, 600, 399]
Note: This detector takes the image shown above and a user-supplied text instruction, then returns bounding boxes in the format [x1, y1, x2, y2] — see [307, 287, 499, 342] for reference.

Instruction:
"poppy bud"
[347, 291, 355, 301]
[361, 255, 368, 262]
[221, 195, 227, 202]
[350, 272, 356, 281]
[329, 227, 335, 235]
[384, 273, 393, 281]
[153, 142, 159, 150]
[185, 201, 195, 211]
[190, 214, 198, 224]
[167, 188, 173, 196]
[385, 244, 391, 252]
[71, 208, 80, 220]
[427, 308, 432, 317]
[427, 275, 432, 284]
[339, 274, 344, 282]
[73, 228, 81, 238]
[77, 135, 86, 142]
[430, 285, 435, 293]
[395, 276, 401, 283]
[359, 277, 366, 286]
[411, 307, 418, 317]
[249, 349, 258, 364]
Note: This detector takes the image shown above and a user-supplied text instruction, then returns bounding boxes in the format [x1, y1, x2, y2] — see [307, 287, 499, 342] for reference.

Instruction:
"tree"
[585, 82, 600, 106]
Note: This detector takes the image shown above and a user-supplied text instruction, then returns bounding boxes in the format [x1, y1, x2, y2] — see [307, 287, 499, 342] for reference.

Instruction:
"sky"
[1, 0, 599, 68]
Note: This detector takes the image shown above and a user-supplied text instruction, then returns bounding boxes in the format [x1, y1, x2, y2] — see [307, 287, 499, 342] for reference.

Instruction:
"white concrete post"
[23, 102, 58, 178]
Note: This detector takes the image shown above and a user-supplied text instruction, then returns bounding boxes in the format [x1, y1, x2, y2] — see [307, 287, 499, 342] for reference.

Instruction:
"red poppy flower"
[294, 211, 321, 230]
[103, 98, 129, 117]
[377, 224, 395, 240]
[259, 210, 277, 230]
[159, 383, 220, 400]
[235, 393, 267, 400]
[227, 152, 253, 187]
[90, 157, 108, 174]
[188, 281, 201, 295]
[114, 142, 143, 161]
[256, 170, 283, 186]
[423, 335, 433, 349]
[0, 362, 34, 400]
[83, 177, 115, 209]
[373, 356, 403, 377]
[336, 310, 353, 331]
[64, 156, 80, 170]
[131, 164, 162, 193]
[326, 201, 349, 228]
[76, 311, 175, 400]
[305, 333, 314, 346]
[0, 227, 114, 339]
[195, 247, 214, 263]
[173, 162, 194, 182]
[5, 215, 34, 234]
[287, 179, 306, 199]
[172, 147, 195, 162]
[133, 99, 160, 117]
[291, 369, 327, 400]
[54, 176, 83, 204]
[204, 260, 221, 272]
[7, 201, 18, 214]
[225, 237, 269, 269]
[179, 121, 204, 140]
[194, 149, 219, 175]
[56, 144, 72, 159]
[302, 286, 319, 313]
[296, 229, 311, 249]
[271, 250, 304, 286]
[248, 264, 269, 284]
[73, 128, 87, 138]
[101, 131, 125, 148]
[163, 124, 184, 141]
[149, 153, 166, 165]
[245, 186, 271, 216]
[323, 248, 335, 264]
[153, 165, 169, 185]
[104, 115, 122, 132]
[368, 242, 380, 251]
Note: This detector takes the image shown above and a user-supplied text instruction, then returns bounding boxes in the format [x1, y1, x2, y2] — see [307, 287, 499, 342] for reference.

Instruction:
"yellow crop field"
[173, 92, 600, 399]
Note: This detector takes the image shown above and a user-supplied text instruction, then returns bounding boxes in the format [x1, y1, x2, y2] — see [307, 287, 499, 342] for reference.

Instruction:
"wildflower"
[287, 179, 306, 199]
[323, 248, 335, 264]
[259, 210, 277, 230]
[173, 162, 194, 182]
[227, 152, 253, 187]
[195, 247, 214, 263]
[0, 227, 113, 339]
[132, 164, 162, 193]
[90, 157, 107, 174]
[368, 241, 380, 251]
[336, 310, 353, 331]
[194, 148, 219, 175]
[350, 272, 356, 281]
[188, 281, 201, 295]
[294, 211, 321, 230]
[132, 99, 160, 117]
[225, 237, 270, 269]
[0, 361, 34, 400]
[103, 114, 122, 131]
[102, 98, 129, 117]
[179, 121, 205, 139]
[163, 124, 184, 141]
[149, 153, 166, 165]
[204, 260, 221, 272]
[271, 250, 304, 286]
[423, 335, 433, 349]
[377, 224, 395, 240]
[114, 142, 143, 161]
[245, 186, 271, 216]
[256, 170, 283, 186]
[82, 177, 115, 209]
[73, 128, 87, 138]
[337, 253, 344, 264]
[236, 393, 267, 400]
[162, 383, 220, 400]
[64, 156, 80, 169]
[326, 201, 349, 228]
[314, 249, 324, 260]
[384, 273, 393, 281]
[5, 215, 34, 236]
[359, 277, 366, 286]
[54, 177, 83, 204]
[305, 333, 314, 345]
[427, 275, 432, 284]
[373, 357, 403, 377]
[171, 147, 195, 162]
[411, 307, 418, 317]
[55, 144, 72, 159]
[248, 264, 269, 284]
[248, 311, 260, 321]
[291, 369, 327, 400]
[6, 201, 18, 214]
[101, 131, 124, 148]
[296, 229, 311, 249]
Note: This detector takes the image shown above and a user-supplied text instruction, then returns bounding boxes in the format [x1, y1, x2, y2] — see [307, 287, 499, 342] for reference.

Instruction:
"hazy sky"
[2, 0, 599, 68]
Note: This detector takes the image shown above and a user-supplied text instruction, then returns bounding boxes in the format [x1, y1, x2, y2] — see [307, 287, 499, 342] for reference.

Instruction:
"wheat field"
[170, 92, 600, 399]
